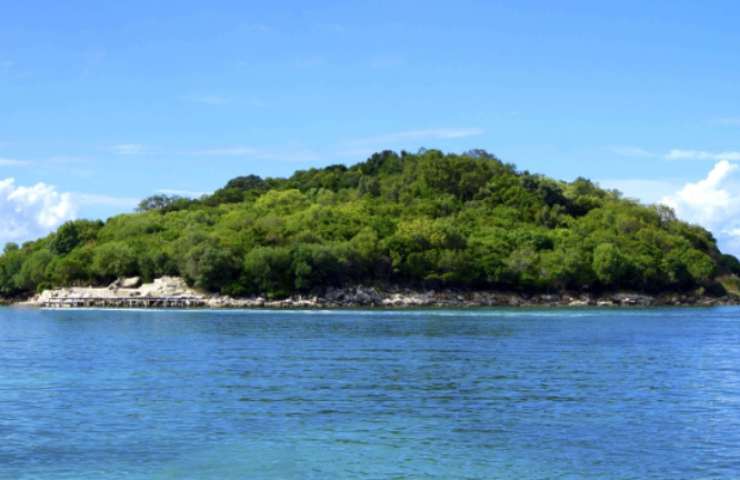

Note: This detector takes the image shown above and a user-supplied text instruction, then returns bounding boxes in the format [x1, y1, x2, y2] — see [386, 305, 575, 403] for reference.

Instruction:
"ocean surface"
[1, 307, 739, 479]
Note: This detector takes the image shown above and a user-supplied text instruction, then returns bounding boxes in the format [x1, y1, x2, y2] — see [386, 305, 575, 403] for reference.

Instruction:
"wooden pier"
[40, 296, 207, 309]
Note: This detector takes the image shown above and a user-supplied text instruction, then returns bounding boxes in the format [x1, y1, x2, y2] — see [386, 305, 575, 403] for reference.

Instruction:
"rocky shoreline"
[9, 276, 738, 309]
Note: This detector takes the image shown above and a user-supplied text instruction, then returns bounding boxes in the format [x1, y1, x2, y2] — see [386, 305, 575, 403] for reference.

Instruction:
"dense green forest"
[1, 149, 739, 299]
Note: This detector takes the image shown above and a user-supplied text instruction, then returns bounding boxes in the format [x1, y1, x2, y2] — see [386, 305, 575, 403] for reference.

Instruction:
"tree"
[137, 194, 191, 212]
[592, 243, 626, 287]
[506, 247, 542, 289]
[681, 249, 715, 284]
[47, 247, 93, 286]
[291, 244, 344, 291]
[242, 246, 292, 297]
[15, 249, 54, 292]
[224, 175, 267, 192]
[49, 222, 81, 255]
[205, 175, 268, 205]
[92, 242, 138, 281]
[181, 242, 240, 291]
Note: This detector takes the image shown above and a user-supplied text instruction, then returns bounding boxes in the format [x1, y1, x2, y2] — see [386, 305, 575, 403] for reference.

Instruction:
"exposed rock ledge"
[11, 276, 738, 309]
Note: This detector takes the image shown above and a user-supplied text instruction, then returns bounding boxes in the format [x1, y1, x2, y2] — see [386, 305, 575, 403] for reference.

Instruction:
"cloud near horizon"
[0, 178, 77, 244]
[601, 159, 740, 256]
[0, 176, 145, 245]
[661, 160, 740, 255]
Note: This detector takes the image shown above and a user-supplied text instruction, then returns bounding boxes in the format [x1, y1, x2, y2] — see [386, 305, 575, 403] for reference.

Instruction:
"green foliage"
[291, 243, 351, 291]
[720, 275, 740, 296]
[592, 243, 627, 286]
[205, 175, 268, 205]
[15, 249, 54, 292]
[47, 246, 94, 286]
[137, 194, 193, 213]
[49, 222, 81, 255]
[181, 241, 240, 291]
[720, 254, 740, 276]
[92, 242, 138, 281]
[48, 219, 102, 255]
[0, 149, 735, 298]
[242, 246, 293, 297]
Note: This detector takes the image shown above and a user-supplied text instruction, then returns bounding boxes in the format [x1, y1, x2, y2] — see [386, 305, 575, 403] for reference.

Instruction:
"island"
[3, 149, 740, 308]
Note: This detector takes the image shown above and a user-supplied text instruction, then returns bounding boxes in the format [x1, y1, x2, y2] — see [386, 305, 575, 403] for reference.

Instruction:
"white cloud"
[110, 144, 147, 155]
[661, 160, 740, 255]
[662, 160, 739, 225]
[665, 149, 740, 161]
[0, 158, 30, 167]
[0, 178, 77, 244]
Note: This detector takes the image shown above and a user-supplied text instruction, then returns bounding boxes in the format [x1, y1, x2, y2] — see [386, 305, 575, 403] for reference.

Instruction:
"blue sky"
[2, 1, 740, 253]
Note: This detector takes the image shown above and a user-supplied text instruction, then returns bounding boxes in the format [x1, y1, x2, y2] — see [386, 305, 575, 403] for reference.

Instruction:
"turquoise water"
[1, 308, 740, 479]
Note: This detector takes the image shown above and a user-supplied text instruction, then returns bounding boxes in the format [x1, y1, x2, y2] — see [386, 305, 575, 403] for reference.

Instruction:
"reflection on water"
[1, 307, 739, 479]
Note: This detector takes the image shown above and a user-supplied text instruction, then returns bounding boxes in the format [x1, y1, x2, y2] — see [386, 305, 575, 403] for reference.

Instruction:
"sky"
[2, 1, 740, 254]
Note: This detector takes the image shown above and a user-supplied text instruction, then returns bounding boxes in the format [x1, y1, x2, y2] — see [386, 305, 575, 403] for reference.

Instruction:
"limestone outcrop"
[15, 276, 736, 309]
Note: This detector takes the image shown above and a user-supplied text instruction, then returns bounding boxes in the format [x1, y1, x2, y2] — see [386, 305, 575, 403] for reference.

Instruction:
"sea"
[1, 307, 739, 479]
